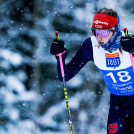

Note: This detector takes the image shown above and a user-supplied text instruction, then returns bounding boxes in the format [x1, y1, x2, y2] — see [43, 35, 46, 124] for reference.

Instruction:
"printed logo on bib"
[105, 53, 121, 68]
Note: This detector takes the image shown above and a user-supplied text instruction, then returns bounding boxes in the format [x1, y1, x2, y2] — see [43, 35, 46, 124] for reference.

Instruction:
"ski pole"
[123, 28, 134, 72]
[55, 31, 74, 134]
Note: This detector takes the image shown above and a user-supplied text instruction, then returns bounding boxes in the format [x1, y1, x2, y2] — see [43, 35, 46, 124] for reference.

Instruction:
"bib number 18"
[106, 71, 131, 83]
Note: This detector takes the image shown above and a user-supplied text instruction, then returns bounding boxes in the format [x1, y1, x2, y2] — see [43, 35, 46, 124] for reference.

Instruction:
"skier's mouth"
[99, 42, 105, 45]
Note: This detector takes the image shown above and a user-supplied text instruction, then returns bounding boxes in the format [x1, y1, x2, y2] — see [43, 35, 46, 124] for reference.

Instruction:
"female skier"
[50, 8, 134, 134]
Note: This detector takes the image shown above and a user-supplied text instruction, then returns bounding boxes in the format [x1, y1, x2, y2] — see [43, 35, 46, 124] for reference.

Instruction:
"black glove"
[121, 36, 134, 53]
[50, 39, 66, 55]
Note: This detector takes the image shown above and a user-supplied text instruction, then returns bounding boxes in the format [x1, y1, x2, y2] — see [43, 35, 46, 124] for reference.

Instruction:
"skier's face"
[95, 31, 113, 45]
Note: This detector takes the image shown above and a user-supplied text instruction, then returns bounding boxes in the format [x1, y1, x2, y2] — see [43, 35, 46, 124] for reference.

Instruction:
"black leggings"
[107, 94, 134, 134]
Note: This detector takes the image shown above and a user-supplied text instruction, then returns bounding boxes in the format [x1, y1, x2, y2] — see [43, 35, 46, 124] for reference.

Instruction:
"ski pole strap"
[56, 50, 66, 56]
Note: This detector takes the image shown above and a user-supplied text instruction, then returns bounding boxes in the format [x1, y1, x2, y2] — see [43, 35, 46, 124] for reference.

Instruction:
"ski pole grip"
[123, 28, 134, 72]
[55, 31, 60, 40]
[55, 31, 58, 36]
[55, 31, 65, 77]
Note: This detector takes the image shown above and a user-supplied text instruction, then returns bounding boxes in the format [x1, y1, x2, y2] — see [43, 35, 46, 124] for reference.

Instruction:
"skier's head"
[91, 8, 118, 45]
[92, 8, 117, 30]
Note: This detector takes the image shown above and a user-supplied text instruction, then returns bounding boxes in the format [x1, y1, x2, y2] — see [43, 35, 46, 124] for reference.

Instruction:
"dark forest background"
[0, 0, 134, 134]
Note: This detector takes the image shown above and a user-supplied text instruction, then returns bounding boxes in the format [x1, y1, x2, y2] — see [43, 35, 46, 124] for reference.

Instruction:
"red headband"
[92, 13, 117, 29]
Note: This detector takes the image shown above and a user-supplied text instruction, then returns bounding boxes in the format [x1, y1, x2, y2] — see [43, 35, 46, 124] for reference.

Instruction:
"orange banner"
[105, 52, 119, 58]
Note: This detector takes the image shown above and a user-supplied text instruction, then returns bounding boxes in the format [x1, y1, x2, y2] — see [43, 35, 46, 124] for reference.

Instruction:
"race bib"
[100, 66, 134, 95]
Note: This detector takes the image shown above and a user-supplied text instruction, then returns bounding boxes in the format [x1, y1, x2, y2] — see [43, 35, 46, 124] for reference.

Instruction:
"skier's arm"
[57, 38, 93, 82]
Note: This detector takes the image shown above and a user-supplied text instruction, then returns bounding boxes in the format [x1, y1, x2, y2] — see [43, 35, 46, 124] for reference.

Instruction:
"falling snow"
[0, 0, 134, 134]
